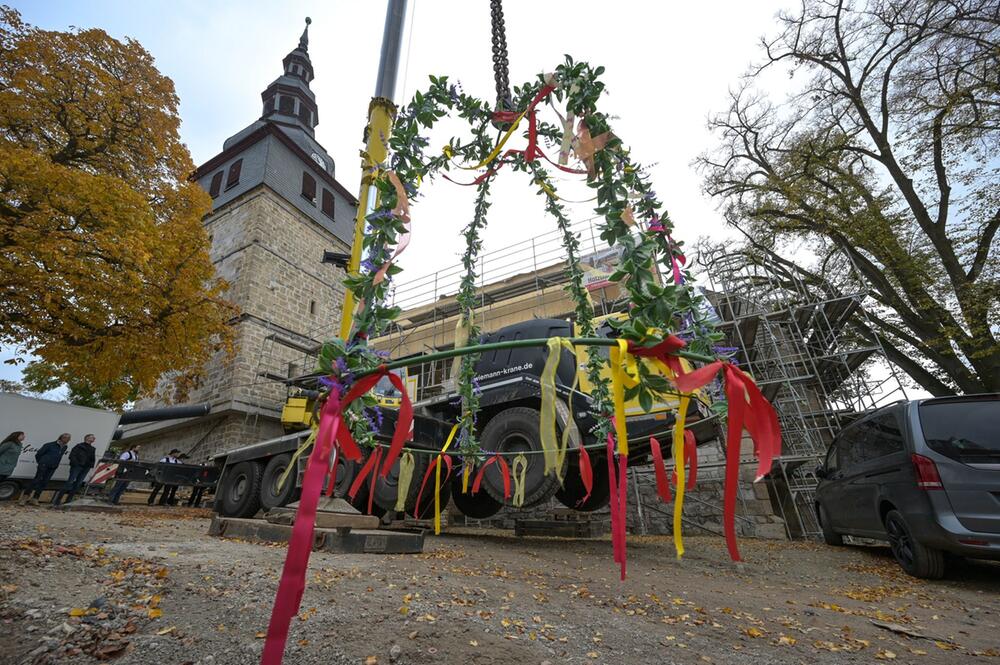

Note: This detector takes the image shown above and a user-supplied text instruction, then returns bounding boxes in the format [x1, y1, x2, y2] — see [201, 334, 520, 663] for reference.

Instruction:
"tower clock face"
[310, 152, 326, 170]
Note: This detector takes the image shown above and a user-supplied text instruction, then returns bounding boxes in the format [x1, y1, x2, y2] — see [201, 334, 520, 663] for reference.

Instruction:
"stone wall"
[122, 185, 351, 462]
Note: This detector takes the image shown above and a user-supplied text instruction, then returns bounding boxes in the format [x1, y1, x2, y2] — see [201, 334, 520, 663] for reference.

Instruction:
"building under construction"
[244, 217, 906, 540]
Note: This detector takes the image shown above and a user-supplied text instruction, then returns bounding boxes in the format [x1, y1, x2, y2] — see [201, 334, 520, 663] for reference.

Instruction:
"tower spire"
[299, 17, 311, 51]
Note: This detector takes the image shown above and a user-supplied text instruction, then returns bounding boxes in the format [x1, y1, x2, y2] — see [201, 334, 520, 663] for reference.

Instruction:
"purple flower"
[360, 259, 377, 273]
[648, 217, 665, 232]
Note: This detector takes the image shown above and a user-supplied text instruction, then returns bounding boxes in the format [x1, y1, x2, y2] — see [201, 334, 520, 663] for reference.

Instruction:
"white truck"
[0, 393, 121, 501]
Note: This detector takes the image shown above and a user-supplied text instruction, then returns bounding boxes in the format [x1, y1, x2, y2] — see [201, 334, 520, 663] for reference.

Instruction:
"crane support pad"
[208, 516, 424, 554]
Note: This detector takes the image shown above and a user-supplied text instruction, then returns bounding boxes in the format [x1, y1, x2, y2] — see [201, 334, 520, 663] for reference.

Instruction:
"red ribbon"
[673, 361, 781, 562]
[576, 441, 593, 505]
[471, 454, 511, 500]
[335, 365, 413, 478]
[626, 336, 686, 377]
[650, 429, 699, 504]
[649, 436, 673, 502]
[262, 392, 342, 665]
[674, 430, 698, 489]
[347, 447, 382, 515]
[413, 454, 453, 517]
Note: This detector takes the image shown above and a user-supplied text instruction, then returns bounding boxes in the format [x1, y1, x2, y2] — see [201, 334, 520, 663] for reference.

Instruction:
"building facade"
[122, 21, 357, 462]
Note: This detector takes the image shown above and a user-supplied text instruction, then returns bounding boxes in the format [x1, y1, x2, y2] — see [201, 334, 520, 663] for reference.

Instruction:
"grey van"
[815, 394, 1000, 578]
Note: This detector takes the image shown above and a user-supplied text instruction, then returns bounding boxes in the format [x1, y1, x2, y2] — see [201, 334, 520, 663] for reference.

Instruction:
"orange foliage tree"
[0, 7, 234, 408]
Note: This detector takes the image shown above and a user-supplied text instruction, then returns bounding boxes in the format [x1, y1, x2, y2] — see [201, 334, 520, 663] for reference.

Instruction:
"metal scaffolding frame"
[698, 242, 908, 539]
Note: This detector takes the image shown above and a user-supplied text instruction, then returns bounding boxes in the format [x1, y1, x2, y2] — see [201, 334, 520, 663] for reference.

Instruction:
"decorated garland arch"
[262, 58, 782, 664]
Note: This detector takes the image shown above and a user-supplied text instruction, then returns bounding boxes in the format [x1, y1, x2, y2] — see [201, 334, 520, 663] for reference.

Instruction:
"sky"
[4, 0, 799, 389]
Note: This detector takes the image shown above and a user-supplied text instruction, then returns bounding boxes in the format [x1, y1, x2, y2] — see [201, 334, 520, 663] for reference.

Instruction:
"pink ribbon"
[262, 392, 341, 664]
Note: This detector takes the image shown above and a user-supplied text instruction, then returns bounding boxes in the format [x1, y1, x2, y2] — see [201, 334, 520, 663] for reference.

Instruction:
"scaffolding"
[697, 241, 908, 539]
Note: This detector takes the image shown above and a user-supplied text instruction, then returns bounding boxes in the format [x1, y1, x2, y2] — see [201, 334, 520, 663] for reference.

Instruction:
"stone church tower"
[122, 20, 357, 461]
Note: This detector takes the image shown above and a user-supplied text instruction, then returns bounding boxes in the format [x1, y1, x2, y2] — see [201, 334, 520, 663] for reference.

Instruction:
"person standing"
[52, 434, 97, 506]
[148, 449, 181, 506]
[0, 431, 24, 482]
[19, 433, 69, 506]
[108, 444, 139, 505]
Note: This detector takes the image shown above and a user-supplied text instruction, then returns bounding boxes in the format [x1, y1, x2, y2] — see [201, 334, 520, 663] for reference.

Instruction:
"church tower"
[123, 19, 357, 461]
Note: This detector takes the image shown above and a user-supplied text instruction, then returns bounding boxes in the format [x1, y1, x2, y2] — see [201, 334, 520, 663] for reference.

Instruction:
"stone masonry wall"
[123, 185, 351, 463]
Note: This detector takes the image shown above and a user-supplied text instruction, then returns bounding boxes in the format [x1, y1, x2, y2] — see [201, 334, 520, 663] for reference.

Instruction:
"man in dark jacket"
[19, 433, 70, 506]
[52, 434, 97, 506]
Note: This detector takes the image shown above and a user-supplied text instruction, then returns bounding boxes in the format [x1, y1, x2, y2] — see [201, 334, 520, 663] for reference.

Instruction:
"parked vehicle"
[0, 393, 120, 501]
[0, 394, 212, 502]
[815, 394, 1000, 578]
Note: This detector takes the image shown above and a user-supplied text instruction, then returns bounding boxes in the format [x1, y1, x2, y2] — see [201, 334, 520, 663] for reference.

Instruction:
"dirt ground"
[1, 504, 998, 665]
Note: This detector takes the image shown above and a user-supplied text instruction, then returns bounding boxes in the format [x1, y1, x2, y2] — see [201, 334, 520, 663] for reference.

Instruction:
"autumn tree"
[699, 0, 999, 395]
[0, 7, 234, 408]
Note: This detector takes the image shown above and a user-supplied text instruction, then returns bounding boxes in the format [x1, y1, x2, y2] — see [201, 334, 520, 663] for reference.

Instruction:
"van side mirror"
[815, 464, 827, 479]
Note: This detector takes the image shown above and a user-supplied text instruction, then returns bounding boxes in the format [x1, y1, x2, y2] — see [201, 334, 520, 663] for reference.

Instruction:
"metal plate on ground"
[209, 517, 424, 554]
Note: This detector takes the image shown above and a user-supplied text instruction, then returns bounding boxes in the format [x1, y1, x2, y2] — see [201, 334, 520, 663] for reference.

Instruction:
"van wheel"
[0, 479, 22, 502]
[885, 510, 945, 579]
[817, 503, 844, 546]
[479, 407, 564, 508]
[260, 454, 300, 510]
[219, 461, 263, 518]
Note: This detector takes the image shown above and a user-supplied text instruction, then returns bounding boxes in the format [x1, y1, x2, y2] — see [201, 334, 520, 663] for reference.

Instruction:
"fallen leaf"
[586, 652, 599, 659]
[777, 635, 797, 646]
[469, 640, 478, 647]
[743, 627, 765, 639]
[934, 641, 958, 651]
[875, 649, 897, 660]
[365, 657, 378, 665]
[69, 608, 86, 617]
[255, 632, 266, 639]
[148, 609, 163, 619]
[156, 626, 176, 636]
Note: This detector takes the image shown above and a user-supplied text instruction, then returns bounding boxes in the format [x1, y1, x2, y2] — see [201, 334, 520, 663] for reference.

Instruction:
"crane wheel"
[478, 407, 565, 508]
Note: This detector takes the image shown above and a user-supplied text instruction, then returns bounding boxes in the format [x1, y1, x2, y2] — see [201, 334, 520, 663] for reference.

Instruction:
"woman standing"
[0, 431, 24, 482]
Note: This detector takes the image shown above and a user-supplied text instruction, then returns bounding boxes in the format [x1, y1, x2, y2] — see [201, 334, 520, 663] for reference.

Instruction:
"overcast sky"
[5, 0, 798, 387]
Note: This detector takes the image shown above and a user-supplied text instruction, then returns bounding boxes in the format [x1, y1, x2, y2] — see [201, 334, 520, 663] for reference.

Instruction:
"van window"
[835, 425, 864, 473]
[919, 397, 1000, 462]
[866, 412, 905, 459]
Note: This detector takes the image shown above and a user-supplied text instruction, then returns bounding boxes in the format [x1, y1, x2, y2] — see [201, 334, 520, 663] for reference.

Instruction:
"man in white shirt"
[108, 444, 139, 505]
[148, 448, 182, 506]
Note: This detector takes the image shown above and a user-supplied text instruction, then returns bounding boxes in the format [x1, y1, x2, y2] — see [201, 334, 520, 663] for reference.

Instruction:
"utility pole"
[338, 0, 409, 340]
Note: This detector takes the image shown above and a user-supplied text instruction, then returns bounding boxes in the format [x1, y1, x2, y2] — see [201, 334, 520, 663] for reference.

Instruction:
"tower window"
[225, 159, 242, 190]
[208, 171, 224, 197]
[321, 189, 335, 219]
[301, 172, 316, 204]
[279, 96, 294, 114]
[309, 300, 316, 315]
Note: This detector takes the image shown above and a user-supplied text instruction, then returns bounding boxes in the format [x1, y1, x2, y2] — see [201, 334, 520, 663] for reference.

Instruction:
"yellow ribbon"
[672, 394, 690, 559]
[608, 339, 632, 455]
[395, 452, 415, 512]
[461, 462, 472, 494]
[276, 430, 317, 491]
[434, 424, 460, 535]
[511, 453, 528, 508]
[455, 110, 527, 171]
[540, 337, 583, 482]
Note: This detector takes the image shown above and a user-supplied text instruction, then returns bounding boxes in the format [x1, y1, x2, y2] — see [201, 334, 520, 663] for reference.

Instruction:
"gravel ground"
[1, 503, 998, 665]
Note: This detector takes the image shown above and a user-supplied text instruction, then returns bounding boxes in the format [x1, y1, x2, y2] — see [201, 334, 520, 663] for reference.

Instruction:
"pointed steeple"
[299, 16, 311, 51]
[259, 18, 319, 135]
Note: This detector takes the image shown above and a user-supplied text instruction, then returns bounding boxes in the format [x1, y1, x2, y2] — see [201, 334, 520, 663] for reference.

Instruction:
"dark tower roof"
[221, 17, 335, 177]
